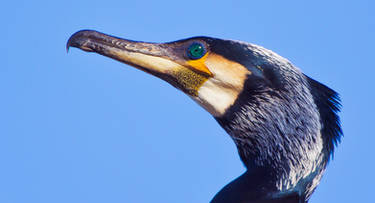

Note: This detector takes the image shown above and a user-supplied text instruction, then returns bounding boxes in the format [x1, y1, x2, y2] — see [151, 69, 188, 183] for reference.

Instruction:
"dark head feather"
[305, 76, 343, 159]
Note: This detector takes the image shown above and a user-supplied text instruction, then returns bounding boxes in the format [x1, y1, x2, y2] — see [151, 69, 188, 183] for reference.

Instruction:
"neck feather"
[215, 73, 329, 200]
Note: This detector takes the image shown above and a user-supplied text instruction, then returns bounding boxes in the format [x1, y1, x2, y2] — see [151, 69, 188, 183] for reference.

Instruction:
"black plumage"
[209, 39, 342, 202]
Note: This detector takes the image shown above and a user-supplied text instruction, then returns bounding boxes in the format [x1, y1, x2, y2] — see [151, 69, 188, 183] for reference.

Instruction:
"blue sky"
[1, 1, 374, 202]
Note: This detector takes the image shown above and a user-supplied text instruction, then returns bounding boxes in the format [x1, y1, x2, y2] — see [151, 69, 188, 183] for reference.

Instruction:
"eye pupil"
[188, 43, 205, 59]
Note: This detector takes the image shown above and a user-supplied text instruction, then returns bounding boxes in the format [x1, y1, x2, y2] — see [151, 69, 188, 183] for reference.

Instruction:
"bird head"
[67, 30, 342, 200]
[67, 30, 266, 117]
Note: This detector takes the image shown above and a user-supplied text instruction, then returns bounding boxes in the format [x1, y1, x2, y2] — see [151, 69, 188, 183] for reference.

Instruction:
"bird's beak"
[67, 30, 211, 96]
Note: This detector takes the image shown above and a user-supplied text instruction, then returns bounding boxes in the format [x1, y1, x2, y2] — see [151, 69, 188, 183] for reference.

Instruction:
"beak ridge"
[67, 30, 166, 56]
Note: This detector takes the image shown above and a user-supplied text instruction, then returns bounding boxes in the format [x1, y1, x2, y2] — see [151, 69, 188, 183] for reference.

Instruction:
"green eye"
[187, 43, 206, 60]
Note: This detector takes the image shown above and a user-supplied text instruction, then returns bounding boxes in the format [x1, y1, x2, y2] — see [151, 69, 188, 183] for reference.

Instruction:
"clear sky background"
[1, 1, 374, 202]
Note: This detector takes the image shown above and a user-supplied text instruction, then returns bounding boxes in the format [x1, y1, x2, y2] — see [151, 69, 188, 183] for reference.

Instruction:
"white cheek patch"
[193, 78, 239, 117]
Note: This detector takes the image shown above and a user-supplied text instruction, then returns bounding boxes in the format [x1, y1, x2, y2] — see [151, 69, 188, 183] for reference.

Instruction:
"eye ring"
[187, 42, 206, 60]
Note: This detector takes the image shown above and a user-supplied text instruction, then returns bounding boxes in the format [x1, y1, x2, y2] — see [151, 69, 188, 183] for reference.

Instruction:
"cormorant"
[67, 30, 342, 203]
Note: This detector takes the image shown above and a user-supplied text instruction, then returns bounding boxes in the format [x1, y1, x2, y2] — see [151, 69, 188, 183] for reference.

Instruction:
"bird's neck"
[214, 75, 328, 201]
[210, 167, 307, 203]
[213, 115, 316, 203]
